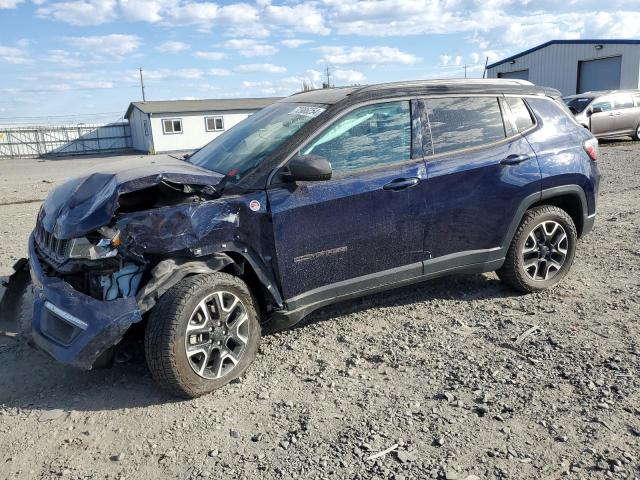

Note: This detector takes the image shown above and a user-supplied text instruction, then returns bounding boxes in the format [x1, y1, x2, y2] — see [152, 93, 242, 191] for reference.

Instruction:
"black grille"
[35, 222, 71, 263]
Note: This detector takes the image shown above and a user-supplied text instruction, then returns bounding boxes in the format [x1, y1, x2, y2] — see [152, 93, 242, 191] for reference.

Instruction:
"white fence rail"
[0, 123, 131, 158]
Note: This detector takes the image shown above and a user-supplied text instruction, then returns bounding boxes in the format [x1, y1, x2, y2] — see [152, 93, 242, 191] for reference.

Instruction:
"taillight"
[584, 138, 599, 161]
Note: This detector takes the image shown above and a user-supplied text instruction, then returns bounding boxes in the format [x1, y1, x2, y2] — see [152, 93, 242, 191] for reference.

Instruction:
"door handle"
[383, 177, 420, 191]
[500, 154, 531, 166]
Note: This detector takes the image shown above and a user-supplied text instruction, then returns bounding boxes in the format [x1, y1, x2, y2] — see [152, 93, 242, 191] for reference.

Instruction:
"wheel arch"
[137, 246, 284, 317]
[530, 189, 587, 237]
[502, 185, 588, 252]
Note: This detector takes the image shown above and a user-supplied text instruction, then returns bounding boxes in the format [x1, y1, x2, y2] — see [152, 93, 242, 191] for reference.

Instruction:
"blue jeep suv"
[24, 79, 599, 397]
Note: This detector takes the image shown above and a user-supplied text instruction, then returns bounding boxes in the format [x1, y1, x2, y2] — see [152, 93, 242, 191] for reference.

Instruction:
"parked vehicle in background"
[564, 90, 640, 140]
[14, 79, 600, 398]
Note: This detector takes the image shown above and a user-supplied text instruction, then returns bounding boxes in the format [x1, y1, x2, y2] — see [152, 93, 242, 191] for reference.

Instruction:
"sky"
[1, 0, 639, 124]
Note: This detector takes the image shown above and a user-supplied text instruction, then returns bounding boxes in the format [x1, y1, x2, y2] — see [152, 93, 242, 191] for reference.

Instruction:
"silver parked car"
[564, 90, 640, 140]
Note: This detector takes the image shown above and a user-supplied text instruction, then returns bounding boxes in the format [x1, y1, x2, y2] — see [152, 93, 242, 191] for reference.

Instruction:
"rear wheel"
[497, 206, 577, 293]
[144, 273, 261, 398]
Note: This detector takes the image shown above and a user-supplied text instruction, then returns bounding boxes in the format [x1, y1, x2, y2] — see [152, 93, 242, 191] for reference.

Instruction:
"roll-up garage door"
[498, 70, 529, 81]
[577, 56, 621, 93]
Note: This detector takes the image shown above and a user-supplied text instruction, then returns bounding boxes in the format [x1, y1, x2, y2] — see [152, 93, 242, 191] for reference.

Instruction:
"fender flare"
[136, 244, 284, 314]
[501, 185, 588, 253]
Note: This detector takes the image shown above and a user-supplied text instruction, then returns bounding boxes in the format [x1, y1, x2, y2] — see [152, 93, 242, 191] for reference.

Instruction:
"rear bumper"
[29, 234, 142, 369]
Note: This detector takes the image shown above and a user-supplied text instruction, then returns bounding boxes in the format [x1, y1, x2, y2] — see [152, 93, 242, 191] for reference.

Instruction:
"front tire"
[497, 205, 577, 293]
[144, 273, 261, 398]
[632, 124, 640, 141]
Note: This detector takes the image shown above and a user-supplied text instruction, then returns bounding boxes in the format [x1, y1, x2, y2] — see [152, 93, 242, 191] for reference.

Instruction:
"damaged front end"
[24, 157, 280, 369]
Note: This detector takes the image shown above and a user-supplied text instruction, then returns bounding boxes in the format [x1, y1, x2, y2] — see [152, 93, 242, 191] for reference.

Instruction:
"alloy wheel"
[521, 220, 569, 281]
[184, 291, 249, 379]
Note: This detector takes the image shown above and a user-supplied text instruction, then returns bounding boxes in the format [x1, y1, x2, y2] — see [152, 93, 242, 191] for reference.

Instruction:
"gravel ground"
[0, 143, 638, 480]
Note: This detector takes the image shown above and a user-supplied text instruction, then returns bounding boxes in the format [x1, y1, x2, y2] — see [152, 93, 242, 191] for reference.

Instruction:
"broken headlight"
[68, 227, 121, 260]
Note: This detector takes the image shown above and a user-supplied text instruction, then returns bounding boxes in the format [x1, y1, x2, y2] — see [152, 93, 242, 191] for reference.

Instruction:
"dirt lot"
[0, 144, 638, 480]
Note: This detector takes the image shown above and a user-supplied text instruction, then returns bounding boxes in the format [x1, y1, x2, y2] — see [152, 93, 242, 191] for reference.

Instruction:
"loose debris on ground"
[0, 144, 638, 479]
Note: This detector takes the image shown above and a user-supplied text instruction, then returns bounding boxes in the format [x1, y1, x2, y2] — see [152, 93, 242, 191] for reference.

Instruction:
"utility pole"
[139, 67, 146, 102]
[323, 65, 332, 89]
[464, 64, 468, 79]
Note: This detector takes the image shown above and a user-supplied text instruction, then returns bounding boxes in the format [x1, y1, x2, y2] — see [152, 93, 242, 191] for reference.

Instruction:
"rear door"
[267, 100, 429, 304]
[416, 95, 539, 266]
[589, 96, 615, 136]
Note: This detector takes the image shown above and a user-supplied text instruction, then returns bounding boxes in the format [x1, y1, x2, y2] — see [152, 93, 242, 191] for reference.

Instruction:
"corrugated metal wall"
[0, 122, 131, 158]
[487, 43, 640, 96]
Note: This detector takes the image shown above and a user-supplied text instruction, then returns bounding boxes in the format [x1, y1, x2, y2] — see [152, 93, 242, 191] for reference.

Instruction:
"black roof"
[487, 39, 640, 70]
[279, 79, 560, 106]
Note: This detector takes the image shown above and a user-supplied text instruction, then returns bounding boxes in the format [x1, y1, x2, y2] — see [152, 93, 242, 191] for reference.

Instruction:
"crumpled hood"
[40, 157, 224, 239]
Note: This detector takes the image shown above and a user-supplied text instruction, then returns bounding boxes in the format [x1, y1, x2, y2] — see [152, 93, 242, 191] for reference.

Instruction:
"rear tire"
[144, 273, 261, 398]
[497, 205, 577, 293]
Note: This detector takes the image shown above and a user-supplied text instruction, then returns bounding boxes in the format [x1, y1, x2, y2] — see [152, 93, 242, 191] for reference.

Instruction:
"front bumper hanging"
[28, 234, 143, 369]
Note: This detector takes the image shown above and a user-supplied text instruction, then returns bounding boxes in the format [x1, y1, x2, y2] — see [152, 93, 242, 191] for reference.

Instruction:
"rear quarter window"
[418, 96, 506, 156]
[504, 97, 535, 133]
[526, 97, 581, 135]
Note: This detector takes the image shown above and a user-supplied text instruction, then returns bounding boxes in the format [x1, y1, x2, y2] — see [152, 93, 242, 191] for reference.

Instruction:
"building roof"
[125, 97, 282, 118]
[281, 79, 546, 105]
[487, 39, 640, 70]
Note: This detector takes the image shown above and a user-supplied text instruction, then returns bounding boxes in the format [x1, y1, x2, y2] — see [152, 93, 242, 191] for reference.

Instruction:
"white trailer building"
[125, 97, 281, 154]
[486, 40, 640, 96]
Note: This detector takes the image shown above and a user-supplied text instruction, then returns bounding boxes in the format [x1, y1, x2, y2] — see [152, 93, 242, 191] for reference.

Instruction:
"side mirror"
[286, 154, 332, 182]
[591, 106, 602, 115]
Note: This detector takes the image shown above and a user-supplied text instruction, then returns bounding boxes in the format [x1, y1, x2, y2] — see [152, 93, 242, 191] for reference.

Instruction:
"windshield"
[187, 102, 327, 182]
[563, 97, 593, 114]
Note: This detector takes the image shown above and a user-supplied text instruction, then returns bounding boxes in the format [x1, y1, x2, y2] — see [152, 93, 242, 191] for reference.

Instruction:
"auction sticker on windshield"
[289, 106, 326, 117]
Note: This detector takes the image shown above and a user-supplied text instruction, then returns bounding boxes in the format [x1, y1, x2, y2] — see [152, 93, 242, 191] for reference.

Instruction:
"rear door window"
[418, 97, 506, 156]
[504, 97, 535, 133]
[302, 101, 411, 172]
[613, 94, 634, 109]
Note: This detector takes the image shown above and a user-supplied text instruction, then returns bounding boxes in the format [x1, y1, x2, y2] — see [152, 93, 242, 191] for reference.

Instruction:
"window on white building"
[162, 118, 183, 134]
[205, 116, 225, 132]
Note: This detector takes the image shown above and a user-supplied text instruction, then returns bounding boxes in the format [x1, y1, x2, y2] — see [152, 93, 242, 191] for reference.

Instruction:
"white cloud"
[119, 0, 167, 22]
[193, 51, 227, 60]
[318, 46, 419, 65]
[37, 0, 118, 26]
[0, 0, 23, 8]
[156, 41, 189, 53]
[207, 68, 231, 76]
[0, 43, 30, 64]
[65, 34, 141, 57]
[333, 69, 365, 83]
[235, 63, 287, 74]
[263, 3, 329, 35]
[223, 39, 278, 57]
[281, 39, 313, 48]
[242, 80, 273, 88]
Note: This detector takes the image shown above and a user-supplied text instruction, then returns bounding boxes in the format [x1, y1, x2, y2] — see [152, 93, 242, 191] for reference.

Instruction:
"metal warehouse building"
[487, 39, 640, 96]
[125, 97, 280, 154]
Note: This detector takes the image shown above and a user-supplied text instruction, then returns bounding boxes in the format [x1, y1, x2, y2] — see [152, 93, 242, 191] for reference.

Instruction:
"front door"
[416, 95, 540, 266]
[267, 101, 428, 305]
[589, 96, 615, 136]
